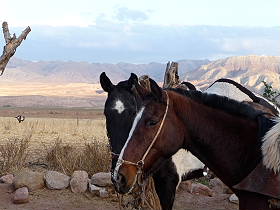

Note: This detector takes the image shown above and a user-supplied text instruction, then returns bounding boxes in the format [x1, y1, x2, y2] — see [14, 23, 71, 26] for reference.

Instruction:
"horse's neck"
[171, 91, 261, 187]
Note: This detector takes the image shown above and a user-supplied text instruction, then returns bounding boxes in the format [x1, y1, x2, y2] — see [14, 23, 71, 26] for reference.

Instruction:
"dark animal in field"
[15, 115, 25, 123]
[115, 77, 280, 210]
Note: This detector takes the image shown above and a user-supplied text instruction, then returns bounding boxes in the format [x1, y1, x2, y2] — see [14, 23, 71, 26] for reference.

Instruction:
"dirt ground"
[0, 184, 238, 210]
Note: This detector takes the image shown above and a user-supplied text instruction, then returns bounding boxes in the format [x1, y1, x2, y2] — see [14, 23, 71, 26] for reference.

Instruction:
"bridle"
[116, 90, 170, 194]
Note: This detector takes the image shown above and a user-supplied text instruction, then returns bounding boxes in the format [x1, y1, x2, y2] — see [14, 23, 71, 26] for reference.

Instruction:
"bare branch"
[2, 22, 11, 44]
[163, 61, 180, 88]
[0, 22, 31, 76]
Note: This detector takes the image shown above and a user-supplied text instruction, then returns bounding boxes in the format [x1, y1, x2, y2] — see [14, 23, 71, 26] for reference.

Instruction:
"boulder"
[191, 183, 214, 197]
[89, 184, 109, 197]
[0, 174, 14, 184]
[182, 181, 214, 197]
[209, 178, 232, 194]
[99, 188, 109, 198]
[13, 187, 29, 204]
[89, 183, 102, 196]
[229, 194, 239, 204]
[44, 171, 70, 190]
[91, 172, 112, 187]
[70, 170, 88, 193]
[14, 168, 44, 191]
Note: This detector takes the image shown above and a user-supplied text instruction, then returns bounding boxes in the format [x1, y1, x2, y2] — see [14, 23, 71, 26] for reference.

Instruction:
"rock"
[13, 187, 29, 204]
[99, 188, 109, 198]
[89, 184, 109, 197]
[229, 194, 239, 204]
[191, 183, 214, 197]
[209, 178, 231, 194]
[89, 184, 102, 196]
[91, 172, 112, 187]
[0, 174, 14, 184]
[44, 171, 70, 190]
[180, 181, 214, 197]
[70, 170, 88, 193]
[14, 168, 44, 191]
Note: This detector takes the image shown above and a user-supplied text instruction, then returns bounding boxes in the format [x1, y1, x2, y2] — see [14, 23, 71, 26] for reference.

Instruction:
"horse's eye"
[146, 120, 158, 127]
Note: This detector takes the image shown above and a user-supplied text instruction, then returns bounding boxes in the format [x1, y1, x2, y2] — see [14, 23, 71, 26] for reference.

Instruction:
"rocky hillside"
[187, 55, 280, 92]
[1, 55, 280, 107]
[4, 58, 209, 83]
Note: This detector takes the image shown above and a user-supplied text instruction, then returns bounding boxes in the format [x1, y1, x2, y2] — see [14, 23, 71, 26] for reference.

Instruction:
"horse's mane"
[171, 88, 264, 120]
[116, 80, 131, 89]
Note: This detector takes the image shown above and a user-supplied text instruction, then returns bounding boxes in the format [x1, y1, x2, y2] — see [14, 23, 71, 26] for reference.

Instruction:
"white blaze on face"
[113, 99, 125, 114]
[113, 107, 145, 181]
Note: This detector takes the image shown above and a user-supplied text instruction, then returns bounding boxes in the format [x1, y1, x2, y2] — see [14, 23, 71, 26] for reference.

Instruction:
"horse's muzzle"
[112, 164, 138, 194]
[112, 171, 130, 194]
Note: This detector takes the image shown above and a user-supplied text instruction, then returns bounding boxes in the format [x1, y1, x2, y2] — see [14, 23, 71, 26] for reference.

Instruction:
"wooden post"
[163, 61, 180, 88]
[0, 22, 31, 76]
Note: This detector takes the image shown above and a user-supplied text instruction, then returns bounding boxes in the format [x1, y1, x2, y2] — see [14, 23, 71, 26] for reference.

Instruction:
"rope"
[117, 176, 162, 210]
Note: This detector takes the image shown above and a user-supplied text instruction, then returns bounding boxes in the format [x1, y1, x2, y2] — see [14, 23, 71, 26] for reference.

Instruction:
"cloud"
[115, 7, 149, 22]
[5, 23, 280, 63]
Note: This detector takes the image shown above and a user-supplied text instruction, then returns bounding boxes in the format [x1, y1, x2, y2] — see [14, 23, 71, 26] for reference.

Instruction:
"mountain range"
[0, 55, 279, 107]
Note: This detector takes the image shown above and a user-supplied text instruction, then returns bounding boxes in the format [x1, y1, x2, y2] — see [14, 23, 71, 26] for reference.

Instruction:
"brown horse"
[114, 78, 280, 210]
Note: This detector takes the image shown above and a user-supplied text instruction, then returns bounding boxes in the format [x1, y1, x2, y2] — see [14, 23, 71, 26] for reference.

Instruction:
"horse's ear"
[149, 78, 163, 102]
[128, 73, 138, 87]
[100, 72, 114, 92]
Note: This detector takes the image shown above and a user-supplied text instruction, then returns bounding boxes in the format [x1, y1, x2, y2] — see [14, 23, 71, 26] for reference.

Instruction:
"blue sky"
[0, 0, 279, 63]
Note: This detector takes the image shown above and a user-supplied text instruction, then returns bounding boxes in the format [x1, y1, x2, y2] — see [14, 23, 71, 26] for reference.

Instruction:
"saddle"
[233, 162, 280, 200]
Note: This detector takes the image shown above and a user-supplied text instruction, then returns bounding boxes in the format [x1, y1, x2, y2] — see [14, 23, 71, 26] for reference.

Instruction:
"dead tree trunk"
[139, 61, 181, 91]
[0, 22, 31, 76]
[163, 61, 180, 88]
[139, 75, 151, 92]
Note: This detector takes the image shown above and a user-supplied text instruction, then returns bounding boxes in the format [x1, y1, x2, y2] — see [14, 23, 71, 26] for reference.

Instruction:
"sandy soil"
[0, 184, 238, 210]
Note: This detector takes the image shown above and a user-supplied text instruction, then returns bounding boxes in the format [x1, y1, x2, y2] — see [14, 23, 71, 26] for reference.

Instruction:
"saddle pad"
[233, 162, 280, 200]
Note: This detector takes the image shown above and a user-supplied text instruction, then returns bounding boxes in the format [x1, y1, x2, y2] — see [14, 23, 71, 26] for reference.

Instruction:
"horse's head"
[100, 72, 141, 182]
[113, 78, 186, 194]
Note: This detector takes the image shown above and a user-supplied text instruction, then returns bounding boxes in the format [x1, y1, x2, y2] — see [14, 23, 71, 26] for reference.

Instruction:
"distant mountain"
[187, 55, 280, 92]
[1, 55, 280, 108]
[4, 58, 210, 83]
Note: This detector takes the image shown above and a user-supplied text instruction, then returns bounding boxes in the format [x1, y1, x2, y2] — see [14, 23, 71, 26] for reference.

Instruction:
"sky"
[1, 0, 280, 27]
[0, 0, 279, 63]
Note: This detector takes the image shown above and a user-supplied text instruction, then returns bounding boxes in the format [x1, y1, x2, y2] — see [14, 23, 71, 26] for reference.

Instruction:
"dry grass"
[0, 116, 110, 175]
[46, 139, 110, 176]
[0, 133, 32, 175]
